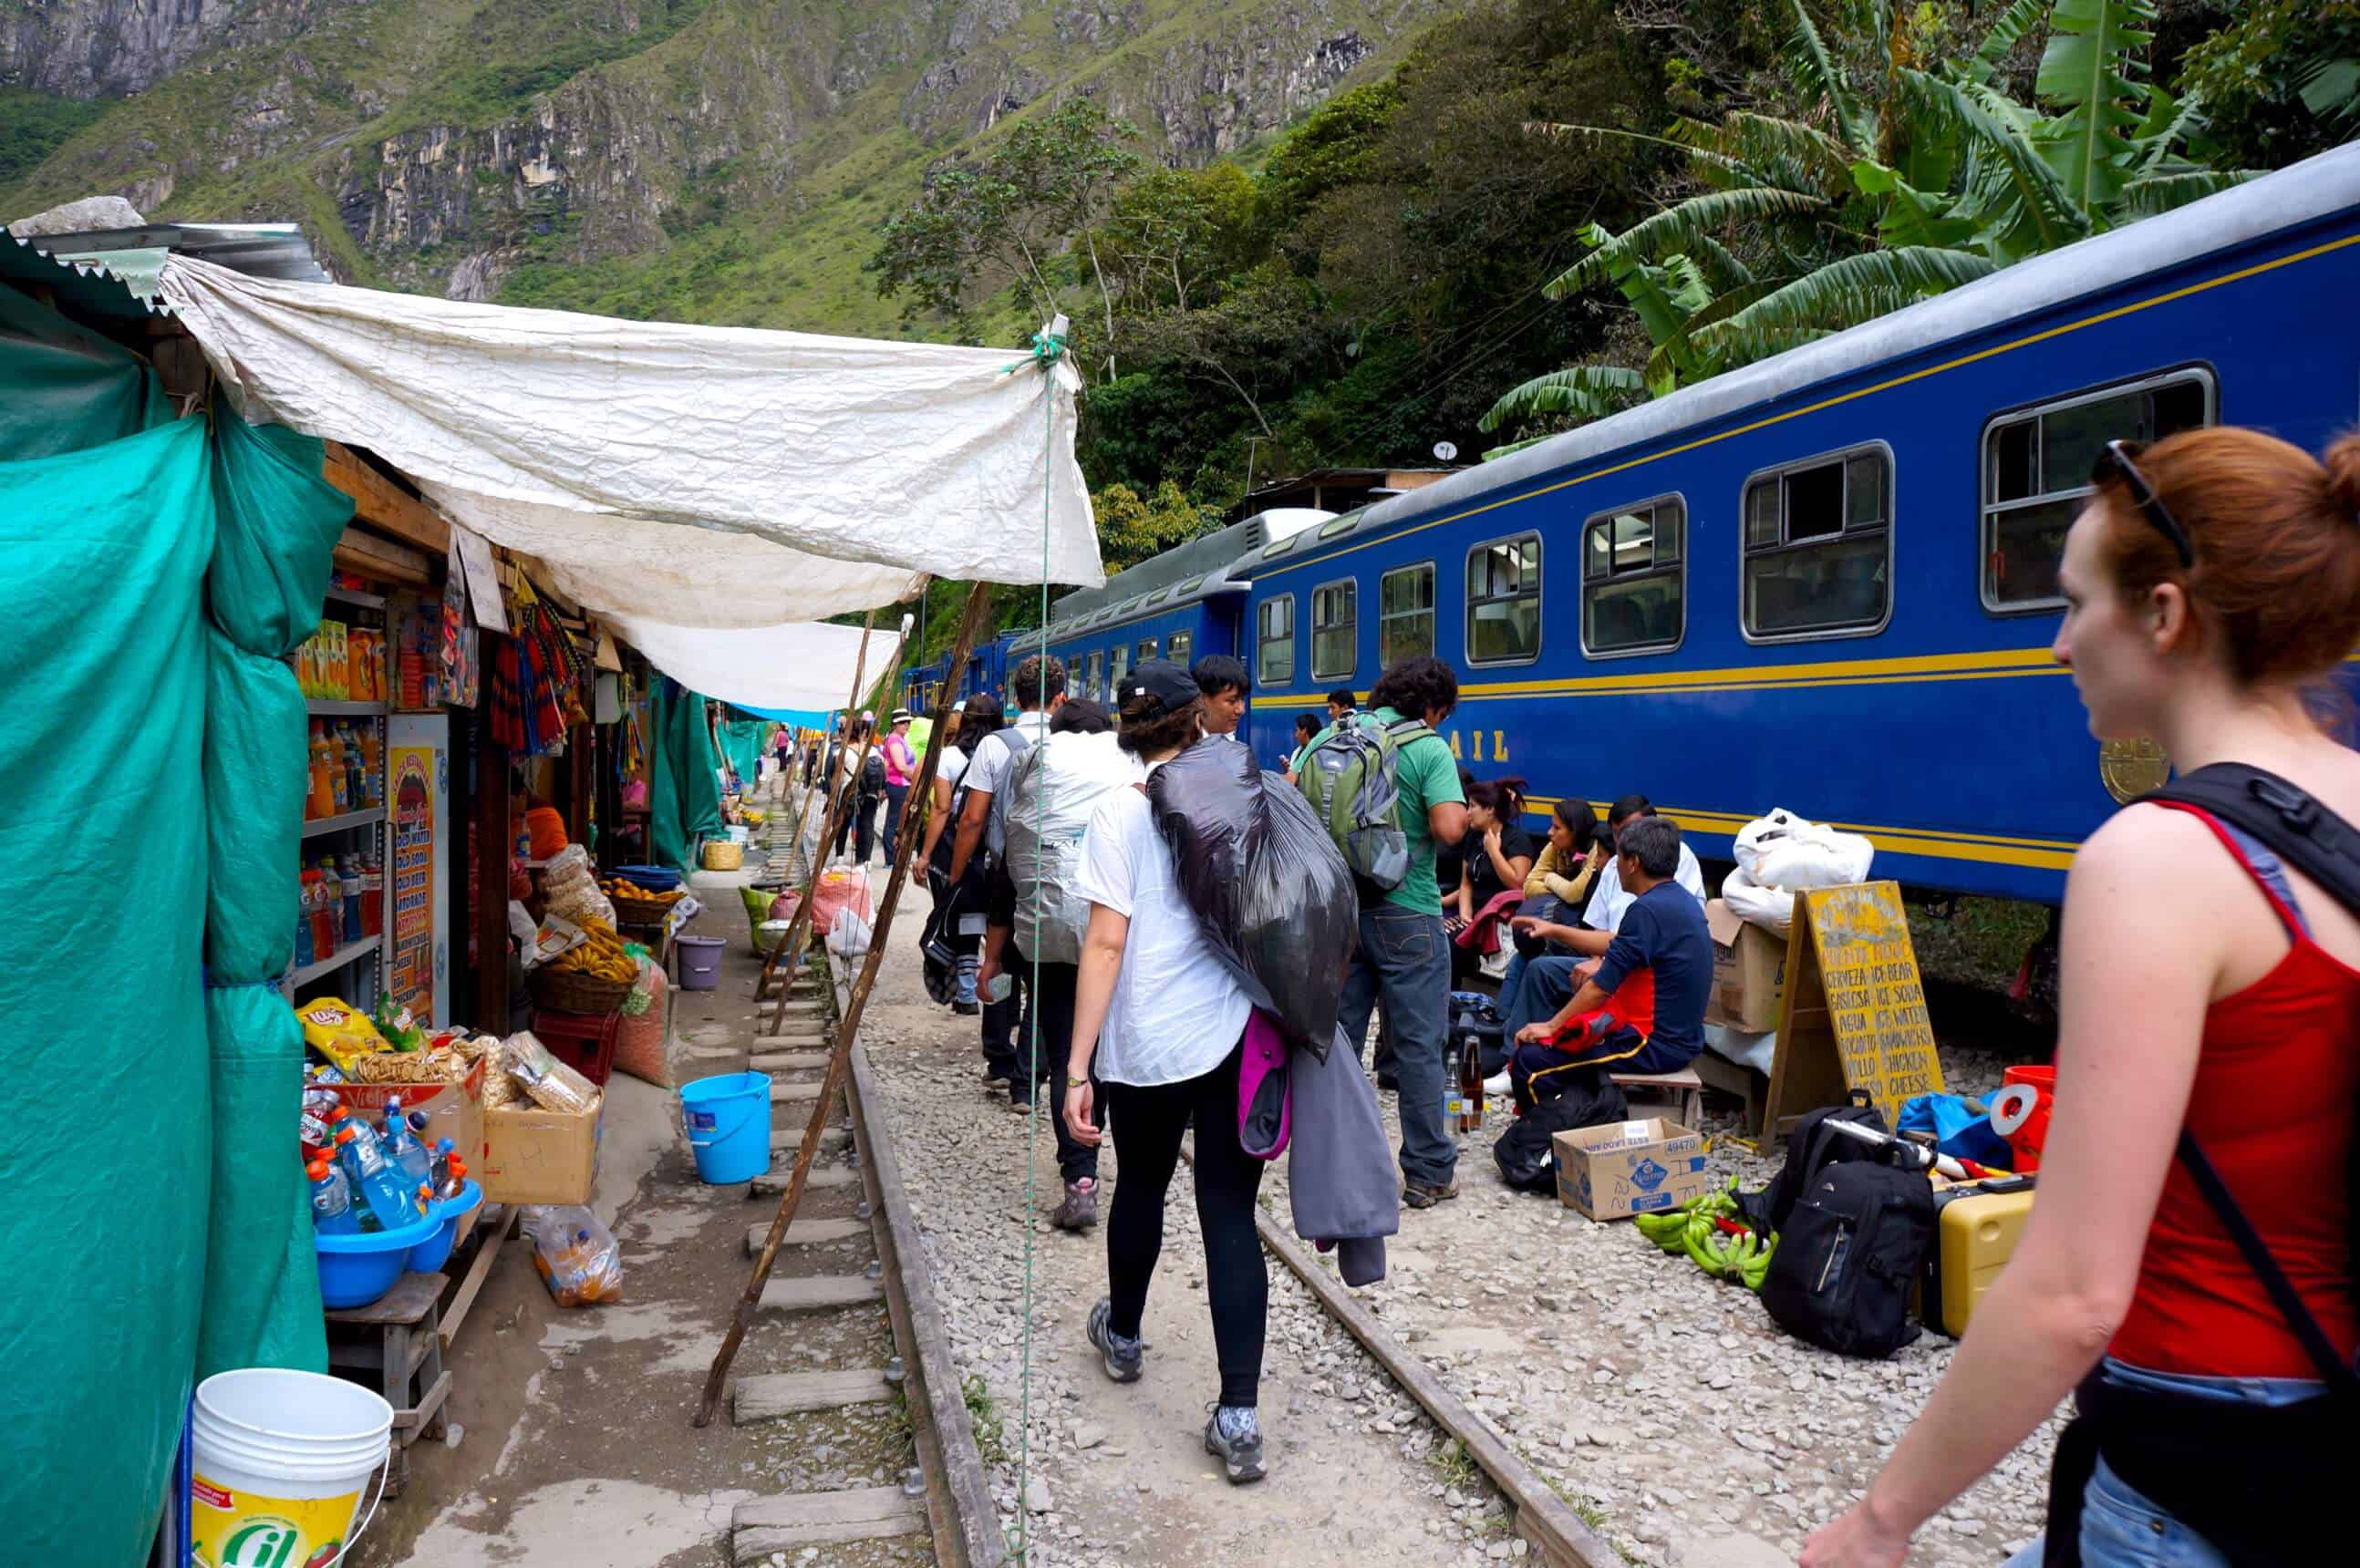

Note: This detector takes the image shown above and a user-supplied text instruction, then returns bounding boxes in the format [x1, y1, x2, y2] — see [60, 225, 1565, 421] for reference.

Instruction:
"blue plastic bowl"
[616, 864, 684, 892]
[405, 1179, 484, 1274]
[315, 1207, 444, 1309]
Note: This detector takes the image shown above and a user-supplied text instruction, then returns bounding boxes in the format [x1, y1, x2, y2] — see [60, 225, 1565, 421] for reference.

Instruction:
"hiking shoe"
[1402, 1179, 1461, 1210]
[1052, 1178, 1098, 1231]
[1481, 1070, 1513, 1098]
[1085, 1297, 1142, 1383]
[952, 999, 980, 1016]
[1009, 1085, 1034, 1114]
[1203, 1405, 1267, 1484]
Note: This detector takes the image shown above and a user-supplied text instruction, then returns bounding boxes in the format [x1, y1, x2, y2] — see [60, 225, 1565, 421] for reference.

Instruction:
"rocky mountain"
[1, 0, 1439, 333]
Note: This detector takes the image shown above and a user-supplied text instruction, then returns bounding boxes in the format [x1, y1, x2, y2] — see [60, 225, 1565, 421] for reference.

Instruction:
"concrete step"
[770, 1078, 825, 1104]
[748, 1165, 855, 1198]
[770, 1125, 852, 1156]
[731, 1368, 892, 1425]
[758, 1274, 884, 1314]
[743, 1217, 865, 1254]
[731, 1487, 923, 1559]
[749, 1050, 829, 1073]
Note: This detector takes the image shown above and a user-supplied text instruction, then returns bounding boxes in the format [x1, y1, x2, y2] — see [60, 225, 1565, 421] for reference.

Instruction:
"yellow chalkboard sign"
[1762, 881, 1946, 1139]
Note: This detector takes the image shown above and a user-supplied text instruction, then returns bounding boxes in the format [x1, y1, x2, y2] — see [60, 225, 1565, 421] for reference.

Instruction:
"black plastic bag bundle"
[1145, 739, 1356, 1059]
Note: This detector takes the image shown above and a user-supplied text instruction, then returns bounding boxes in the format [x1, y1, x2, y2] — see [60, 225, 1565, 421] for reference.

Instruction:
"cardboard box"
[479, 1093, 604, 1206]
[336, 1056, 487, 1171]
[1553, 1117, 1710, 1221]
[1705, 900, 1787, 1031]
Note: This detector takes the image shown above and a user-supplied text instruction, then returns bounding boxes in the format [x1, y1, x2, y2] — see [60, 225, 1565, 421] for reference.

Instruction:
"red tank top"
[2107, 805, 2360, 1380]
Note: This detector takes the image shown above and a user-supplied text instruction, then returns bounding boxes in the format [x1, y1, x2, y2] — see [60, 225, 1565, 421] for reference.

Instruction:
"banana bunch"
[549, 915, 637, 982]
[1632, 1178, 1778, 1291]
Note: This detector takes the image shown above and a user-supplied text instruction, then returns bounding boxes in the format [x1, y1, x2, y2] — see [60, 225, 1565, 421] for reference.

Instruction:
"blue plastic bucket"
[677, 934, 726, 991]
[316, 1208, 443, 1309]
[681, 1071, 772, 1184]
[617, 863, 684, 892]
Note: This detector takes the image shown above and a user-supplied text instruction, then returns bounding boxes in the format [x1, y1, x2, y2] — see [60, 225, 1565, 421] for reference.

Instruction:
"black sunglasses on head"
[2090, 438, 2195, 568]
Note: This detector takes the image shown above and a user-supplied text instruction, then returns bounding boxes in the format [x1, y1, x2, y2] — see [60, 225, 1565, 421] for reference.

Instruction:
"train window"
[1380, 562, 1435, 667]
[1981, 368, 2215, 611]
[1311, 579, 1357, 681]
[1741, 445, 1891, 640]
[1258, 594, 1297, 686]
[1581, 497, 1684, 655]
[1136, 636, 1157, 664]
[1165, 630, 1193, 668]
[1109, 643, 1131, 697]
[1466, 534, 1542, 665]
[1084, 650, 1104, 702]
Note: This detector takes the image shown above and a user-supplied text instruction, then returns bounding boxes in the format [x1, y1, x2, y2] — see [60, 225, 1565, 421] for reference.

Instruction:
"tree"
[1479, 0, 2262, 454]
[1092, 480, 1220, 572]
[866, 99, 1143, 347]
[2176, 0, 2360, 168]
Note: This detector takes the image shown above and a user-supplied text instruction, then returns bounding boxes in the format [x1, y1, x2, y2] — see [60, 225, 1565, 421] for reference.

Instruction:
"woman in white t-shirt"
[1062, 659, 1268, 1485]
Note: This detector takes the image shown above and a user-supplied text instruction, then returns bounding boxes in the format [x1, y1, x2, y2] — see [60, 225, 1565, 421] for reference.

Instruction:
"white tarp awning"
[603, 614, 900, 720]
[158, 255, 1102, 629]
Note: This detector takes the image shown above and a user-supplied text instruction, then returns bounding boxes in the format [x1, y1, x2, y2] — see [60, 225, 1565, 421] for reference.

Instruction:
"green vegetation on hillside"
[0, 89, 109, 187]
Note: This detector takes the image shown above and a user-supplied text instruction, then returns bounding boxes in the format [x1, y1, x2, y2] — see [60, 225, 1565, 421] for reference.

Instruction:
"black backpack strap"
[2143, 762, 2360, 912]
[2172, 1130, 2359, 1395]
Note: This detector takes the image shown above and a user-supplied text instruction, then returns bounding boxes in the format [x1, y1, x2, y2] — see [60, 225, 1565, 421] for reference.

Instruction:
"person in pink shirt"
[880, 709, 918, 862]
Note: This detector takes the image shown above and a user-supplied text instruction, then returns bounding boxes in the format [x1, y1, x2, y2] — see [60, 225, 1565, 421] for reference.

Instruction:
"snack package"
[502, 1030, 600, 1115]
[522, 1205, 622, 1306]
[295, 996, 390, 1074]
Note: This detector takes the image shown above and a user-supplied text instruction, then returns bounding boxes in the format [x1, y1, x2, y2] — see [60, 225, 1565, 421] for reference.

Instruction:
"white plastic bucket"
[191, 1367, 393, 1568]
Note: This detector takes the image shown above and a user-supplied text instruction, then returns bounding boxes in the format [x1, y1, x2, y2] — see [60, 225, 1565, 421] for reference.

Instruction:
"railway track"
[734, 789, 1618, 1567]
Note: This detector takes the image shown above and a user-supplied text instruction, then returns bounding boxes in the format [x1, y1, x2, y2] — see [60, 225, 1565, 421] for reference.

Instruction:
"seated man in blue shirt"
[1504, 815, 1712, 1104]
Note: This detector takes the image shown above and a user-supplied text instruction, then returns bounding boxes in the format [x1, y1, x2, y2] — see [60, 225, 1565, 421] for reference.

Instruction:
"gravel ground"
[1241, 1037, 2063, 1567]
[844, 860, 2057, 1566]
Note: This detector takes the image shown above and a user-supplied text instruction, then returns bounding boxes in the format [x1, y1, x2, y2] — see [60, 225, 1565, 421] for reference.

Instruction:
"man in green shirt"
[1330, 655, 1467, 1207]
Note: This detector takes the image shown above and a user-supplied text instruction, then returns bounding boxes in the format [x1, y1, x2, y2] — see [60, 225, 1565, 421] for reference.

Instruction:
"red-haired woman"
[1805, 428, 2360, 1566]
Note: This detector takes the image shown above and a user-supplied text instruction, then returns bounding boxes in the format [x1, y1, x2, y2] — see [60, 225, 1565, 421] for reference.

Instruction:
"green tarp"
[649, 677, 725, 874]
[0, 293, 349, 1562]
[718, 717, 767, 794]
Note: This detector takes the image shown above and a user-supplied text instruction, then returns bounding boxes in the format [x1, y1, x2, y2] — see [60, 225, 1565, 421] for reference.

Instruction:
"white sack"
[1722, 864, 1797, 934]
[159, 256, 1103, 626]
[1731, 808, 1873, 891]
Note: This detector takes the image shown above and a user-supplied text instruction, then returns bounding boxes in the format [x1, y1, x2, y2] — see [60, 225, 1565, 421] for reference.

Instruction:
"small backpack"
[1757, 1145, 1935, 1358]
[1492, 1071, 1630, 1193]
[1738, 1089, 1890, 1234]
[1000, 732, 1133, 965]
[1294, 715, 1428, 892]
[860, 747, 886, 795]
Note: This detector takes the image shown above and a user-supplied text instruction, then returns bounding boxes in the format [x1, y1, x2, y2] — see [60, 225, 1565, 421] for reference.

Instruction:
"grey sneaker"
[1203, 1405, 1267, 1484]
[1084, 1296, 1142, 1383]
[1052, 1178, 1098, 1231]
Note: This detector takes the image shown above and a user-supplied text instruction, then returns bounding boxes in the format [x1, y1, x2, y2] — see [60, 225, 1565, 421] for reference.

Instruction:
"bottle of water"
[307, 1158, 359, 1234]
[334, 1122, 419, 1231]
[381, 1097, 433, 1190]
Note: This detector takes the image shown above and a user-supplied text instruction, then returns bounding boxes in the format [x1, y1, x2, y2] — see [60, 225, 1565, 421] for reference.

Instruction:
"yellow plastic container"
[1923, 1177, 2035, 1336]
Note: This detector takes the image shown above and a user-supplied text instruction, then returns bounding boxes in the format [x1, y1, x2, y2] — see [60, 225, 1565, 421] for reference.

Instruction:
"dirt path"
[859, 884, 1519, 1567]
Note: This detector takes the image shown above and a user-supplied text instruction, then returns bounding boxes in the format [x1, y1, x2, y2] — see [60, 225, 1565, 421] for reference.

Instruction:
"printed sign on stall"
[1763, 881, 1947, 1139]
[388, 746, 436, 1019]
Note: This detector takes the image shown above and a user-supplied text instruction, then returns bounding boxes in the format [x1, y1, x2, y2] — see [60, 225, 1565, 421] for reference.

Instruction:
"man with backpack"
[949, 654, 1065, 1099]
[1297, 655, 1467, 1209]
[833, 718, 885, 864]
[976, 698, 1138, 1226]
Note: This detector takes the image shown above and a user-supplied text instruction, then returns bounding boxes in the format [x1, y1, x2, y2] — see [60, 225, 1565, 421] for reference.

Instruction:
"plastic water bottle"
[381, 1097, 434, 1190]
[437, 1155, 469, 1202]
[334, 1123, 419, 1231]
[307, 1158, 359, 1234]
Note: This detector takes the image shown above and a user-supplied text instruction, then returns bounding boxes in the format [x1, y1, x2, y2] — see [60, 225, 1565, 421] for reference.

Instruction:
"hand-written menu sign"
[1764, 881, 1946, 1137]
[388, 746, 437, 1020]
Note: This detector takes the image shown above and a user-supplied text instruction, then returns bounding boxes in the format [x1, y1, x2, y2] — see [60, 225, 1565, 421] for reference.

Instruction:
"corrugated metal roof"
[0, 230, 161, 319]
[8, 222, 326, 313]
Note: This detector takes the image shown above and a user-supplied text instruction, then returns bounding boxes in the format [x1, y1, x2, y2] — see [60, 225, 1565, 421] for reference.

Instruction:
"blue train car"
[1023, 509, 1334, 703]
[898, 653, 950, 717]
[1232, 145, 2360, 903]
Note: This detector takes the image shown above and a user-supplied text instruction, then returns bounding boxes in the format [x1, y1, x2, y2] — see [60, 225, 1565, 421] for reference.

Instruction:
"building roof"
[9, 222, 326, 312]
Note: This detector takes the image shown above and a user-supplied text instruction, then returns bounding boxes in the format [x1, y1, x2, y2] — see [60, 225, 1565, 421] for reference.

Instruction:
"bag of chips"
[295, 996, 389, 1074]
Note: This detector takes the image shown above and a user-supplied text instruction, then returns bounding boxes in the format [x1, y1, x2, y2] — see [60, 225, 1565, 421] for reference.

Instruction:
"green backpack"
[1293, 714, 1428, 891]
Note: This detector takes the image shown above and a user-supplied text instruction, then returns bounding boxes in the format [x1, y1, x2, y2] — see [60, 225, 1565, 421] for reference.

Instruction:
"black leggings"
[1104, 1045, 1267, 1408]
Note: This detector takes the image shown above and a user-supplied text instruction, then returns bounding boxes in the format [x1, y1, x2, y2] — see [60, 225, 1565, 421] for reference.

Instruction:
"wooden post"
[695, 582, 992, 1428]
[751, 612, 877, 1006]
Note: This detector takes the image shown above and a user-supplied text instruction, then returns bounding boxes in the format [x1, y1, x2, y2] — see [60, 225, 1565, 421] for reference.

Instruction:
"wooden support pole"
[695, 583, 993, 1429]
[751, 612, 877, 1007]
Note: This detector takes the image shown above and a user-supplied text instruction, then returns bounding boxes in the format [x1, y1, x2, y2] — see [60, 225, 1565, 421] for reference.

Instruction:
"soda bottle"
[381, 1097, 433, 1189]
[294, 879, 316, 970]
[1455, 1030, 1483, 1133]
[334, 1121, 419, 1230]
[307, 1158, 359, 1234]
[437, 1155, 469, 1202]
[341, 854, 364, 942]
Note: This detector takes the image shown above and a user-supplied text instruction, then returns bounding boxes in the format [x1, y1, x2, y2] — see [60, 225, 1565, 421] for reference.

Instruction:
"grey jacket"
[1285, 1026, 1399, 1285]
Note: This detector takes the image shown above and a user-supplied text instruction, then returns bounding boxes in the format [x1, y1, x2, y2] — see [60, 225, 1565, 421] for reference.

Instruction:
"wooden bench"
[324, 1271, 452, 1494]
[1609, 1064, 1705, 1127]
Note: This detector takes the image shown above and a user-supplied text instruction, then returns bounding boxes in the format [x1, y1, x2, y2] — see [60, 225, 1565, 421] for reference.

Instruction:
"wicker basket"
[528, 963, 637, 1016]
[609, 890, 678, 926]
[701, 840, 744, 871]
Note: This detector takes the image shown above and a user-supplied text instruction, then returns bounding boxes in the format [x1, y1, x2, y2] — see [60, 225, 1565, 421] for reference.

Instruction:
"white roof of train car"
[1360, 140, 2360, 535]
